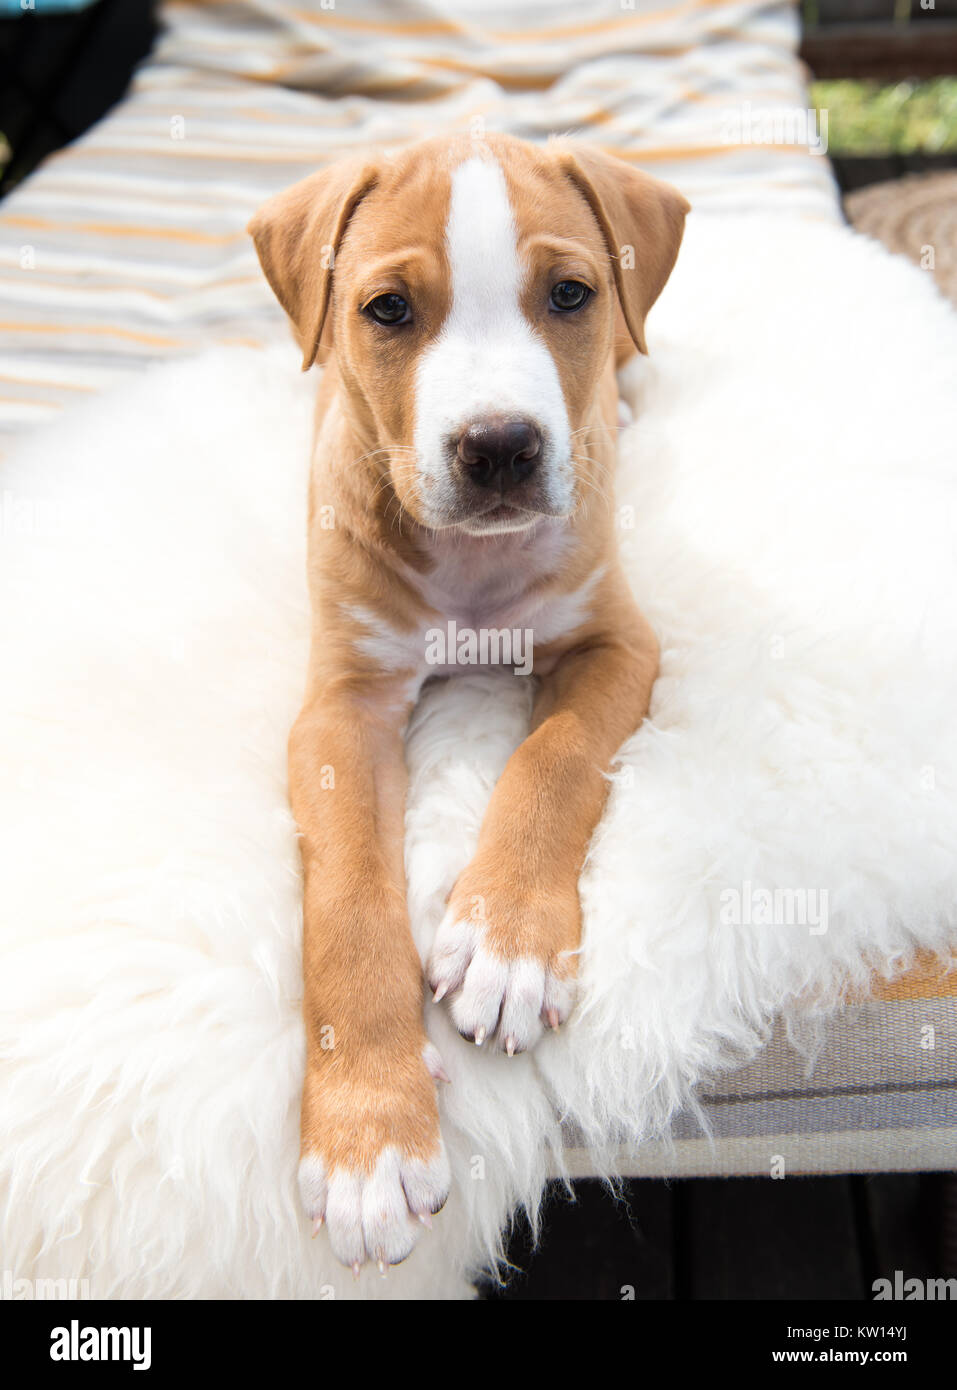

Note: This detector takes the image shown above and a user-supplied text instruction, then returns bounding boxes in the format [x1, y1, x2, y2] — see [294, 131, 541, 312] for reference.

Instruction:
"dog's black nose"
[457, 417, 542, 491]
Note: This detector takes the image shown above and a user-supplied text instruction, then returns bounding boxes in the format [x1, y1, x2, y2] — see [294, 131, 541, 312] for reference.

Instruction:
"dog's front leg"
[428, 582, 659, 1054]
[291, 675, 450, 1272]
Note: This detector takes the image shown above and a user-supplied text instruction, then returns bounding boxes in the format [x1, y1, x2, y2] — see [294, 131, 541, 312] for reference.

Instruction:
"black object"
[481, 1173, 948, 1300]
[0, 0, 157, 196]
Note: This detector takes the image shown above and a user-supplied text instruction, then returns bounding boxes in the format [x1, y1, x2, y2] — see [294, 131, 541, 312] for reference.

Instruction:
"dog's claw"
[432, 981, 449, 1004]
[474, 1025, 486, 1046]
[351, 1261, 362, 1281]
[419, 1212, 433, 1229]
[505, 1034, 516, 1056]
[312, 1215, 324, 1237]
[377, 1257, 388, 1278]
[546, 1007, 561, 1031]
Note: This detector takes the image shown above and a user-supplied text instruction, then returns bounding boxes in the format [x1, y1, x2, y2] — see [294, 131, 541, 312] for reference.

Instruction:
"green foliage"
[811, 78, 957, 155]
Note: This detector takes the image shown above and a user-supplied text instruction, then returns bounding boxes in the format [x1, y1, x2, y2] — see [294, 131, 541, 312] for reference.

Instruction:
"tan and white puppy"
[249, 134, 688, 1275]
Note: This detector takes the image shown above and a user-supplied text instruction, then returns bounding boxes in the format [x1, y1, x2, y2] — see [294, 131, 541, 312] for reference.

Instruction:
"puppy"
[249, 134, 687, 1274]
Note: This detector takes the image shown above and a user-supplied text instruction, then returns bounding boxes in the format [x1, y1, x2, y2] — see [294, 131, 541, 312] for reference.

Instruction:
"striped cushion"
[564, 954, 957, 1177]
[0, 0, 839, 445]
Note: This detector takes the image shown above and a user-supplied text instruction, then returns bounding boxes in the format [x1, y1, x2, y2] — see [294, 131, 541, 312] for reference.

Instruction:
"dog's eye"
[550, 280, 591, 312]
[365, 293, 411, 325]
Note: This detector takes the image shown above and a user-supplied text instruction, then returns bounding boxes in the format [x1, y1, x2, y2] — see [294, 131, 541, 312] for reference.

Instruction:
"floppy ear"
[557, 146, 689, 355]
[247, 158, 378, 370]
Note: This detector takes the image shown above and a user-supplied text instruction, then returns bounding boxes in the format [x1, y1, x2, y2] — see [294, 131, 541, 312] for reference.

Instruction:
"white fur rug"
[2, 214, 956, 1300]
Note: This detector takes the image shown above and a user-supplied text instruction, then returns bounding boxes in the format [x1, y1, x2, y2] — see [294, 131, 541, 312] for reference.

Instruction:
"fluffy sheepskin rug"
[2, 214, 956, 1300]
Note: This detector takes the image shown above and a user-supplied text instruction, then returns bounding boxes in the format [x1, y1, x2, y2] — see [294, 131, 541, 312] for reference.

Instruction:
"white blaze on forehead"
[446, 155, 527, 321]
[413, 155, 573, 522]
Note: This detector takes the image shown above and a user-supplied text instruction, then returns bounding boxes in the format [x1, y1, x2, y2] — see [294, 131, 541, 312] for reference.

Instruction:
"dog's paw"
[300, 1042, 450, 1274]
[427, 881, 579, 1054]
[299, 1143, 450, 1274]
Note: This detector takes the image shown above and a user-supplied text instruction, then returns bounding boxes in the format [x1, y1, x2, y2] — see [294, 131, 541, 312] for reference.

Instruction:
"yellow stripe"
[2, 215, 244, 245]
[611, 142, 825, 162]
[0, 274, 261, 295]
[24, 146, 338, 165]
[0, 395, 63, 407]
[215, 335, 268, 349]
[0, 374, 94, 392]
[869, 951, 957, 1002]
[0, 321, 184, 347]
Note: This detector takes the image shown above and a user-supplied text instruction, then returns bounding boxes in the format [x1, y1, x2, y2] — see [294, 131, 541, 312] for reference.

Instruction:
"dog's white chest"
[348, 523, 600, 684]
[415, 523, 568, 630]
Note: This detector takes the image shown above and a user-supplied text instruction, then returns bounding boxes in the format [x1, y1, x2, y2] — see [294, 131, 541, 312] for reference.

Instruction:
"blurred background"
[3, 2, 956, 204]
[0, 0, 954, 1300]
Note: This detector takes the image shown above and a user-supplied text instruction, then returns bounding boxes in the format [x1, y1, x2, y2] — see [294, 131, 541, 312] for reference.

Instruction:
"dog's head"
[249, 134, 688, 536]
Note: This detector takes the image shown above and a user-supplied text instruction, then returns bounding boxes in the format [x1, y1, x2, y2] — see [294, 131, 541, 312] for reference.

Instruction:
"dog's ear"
[248, 158, 379, 370]
[557, 146, 689, 355]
